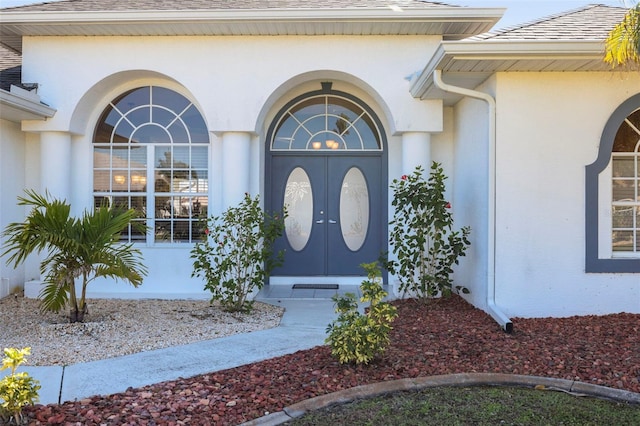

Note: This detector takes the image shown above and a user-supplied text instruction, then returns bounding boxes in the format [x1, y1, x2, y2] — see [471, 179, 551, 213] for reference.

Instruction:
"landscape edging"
[240, 373, 640, 426]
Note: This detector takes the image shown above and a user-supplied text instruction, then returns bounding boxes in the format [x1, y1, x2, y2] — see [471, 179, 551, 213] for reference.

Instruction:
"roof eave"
[410, 40, 628, 104]
[0, 7, 507, 23]
[0, 7, 505, 52]
[0, 88, 56, 122]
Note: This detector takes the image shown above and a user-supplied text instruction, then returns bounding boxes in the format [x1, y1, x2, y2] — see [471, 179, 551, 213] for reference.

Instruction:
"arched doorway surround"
[266, 82, 388, 280]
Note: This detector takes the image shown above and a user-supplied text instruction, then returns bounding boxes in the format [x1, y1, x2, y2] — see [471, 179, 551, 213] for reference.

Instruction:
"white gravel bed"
[0, 296, 284, 366]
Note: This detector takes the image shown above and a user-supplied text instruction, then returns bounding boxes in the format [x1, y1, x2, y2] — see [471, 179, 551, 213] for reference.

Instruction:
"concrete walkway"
[15, 285, 363, 405]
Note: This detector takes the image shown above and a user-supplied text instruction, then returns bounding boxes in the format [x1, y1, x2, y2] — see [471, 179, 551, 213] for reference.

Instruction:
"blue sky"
[0, 0, 635, 30]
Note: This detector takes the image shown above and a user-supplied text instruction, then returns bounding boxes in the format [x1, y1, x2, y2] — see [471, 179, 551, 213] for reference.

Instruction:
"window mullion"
[147, 145, 155, 246]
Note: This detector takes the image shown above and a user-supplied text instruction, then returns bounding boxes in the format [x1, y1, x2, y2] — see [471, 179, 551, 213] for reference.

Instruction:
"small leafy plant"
[325, 262, 398, 365]
[0, 347, 40, 425]
[386, 162, 471, 301]
[191, 193, 286, 313]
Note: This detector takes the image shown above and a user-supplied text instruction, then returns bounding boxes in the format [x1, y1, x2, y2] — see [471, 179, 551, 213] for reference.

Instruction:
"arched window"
[270, 90, 382, 151]
[586, 94, 640, 272]
[611, 108, 640, 253]
[93, 86, 209, 244]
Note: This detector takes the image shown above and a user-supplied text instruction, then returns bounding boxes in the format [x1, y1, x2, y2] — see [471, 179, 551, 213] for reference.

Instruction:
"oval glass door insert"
[284, 167, 313, 251]
[340, 167, 369, 251]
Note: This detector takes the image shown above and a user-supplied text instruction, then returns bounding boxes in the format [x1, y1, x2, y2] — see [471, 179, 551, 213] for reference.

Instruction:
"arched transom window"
[611, 108, 640, 254]
[93, 86, 209, 244]
[271, 94, 382, 151]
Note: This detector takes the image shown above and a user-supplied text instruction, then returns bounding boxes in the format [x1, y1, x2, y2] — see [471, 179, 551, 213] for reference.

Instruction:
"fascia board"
[0, 89, 56, 121]
[410, 43, 447, 98]
[0, 7, 504, 35]
[439, 40, 605, 60]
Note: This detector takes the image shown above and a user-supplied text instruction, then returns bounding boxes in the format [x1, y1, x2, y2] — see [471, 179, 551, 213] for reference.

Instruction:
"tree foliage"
[604, 2, 640, 67]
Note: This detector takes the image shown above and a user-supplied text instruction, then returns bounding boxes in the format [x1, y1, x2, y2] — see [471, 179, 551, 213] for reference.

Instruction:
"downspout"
[432, 69, 513, 333]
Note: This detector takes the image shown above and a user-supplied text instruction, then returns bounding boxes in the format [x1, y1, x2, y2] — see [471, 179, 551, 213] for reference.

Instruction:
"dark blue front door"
[270, 154, 383, 276]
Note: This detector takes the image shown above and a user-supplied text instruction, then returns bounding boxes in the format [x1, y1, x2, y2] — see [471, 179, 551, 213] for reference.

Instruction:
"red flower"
[401, 175, 408, 181]
[204, 228, 210, 235]
[446, 202, 452, 209]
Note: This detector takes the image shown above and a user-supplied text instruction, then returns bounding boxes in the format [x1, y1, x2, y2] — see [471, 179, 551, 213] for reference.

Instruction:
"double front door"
[269, 154, 384, 276]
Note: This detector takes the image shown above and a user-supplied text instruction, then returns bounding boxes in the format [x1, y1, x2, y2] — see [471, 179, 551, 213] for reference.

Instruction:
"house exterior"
[0, 1, 638, 328]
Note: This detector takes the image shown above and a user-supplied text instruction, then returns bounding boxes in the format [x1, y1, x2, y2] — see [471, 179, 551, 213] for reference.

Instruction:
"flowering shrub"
[325, 262, 398, 364]
[190, 194, 286, 313]
[0, 347, 40, 425]
[386, 162, 471, 301]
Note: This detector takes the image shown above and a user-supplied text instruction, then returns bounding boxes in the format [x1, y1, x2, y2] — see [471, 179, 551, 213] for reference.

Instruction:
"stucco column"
[22, 131, 72, 289]
[70, 134, 93, 216]
[402, 132, 431, 174]
[221, 131, 251, 208]
[249, 134, 261, 196]
[40, 131, 72, 201]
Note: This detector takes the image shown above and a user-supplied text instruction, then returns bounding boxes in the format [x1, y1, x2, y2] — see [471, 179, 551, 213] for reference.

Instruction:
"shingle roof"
[1, 0, 457, 12]
[411, 4, 637, 105]
[0, 45, 21, 91]
[471, 4, 627, 41]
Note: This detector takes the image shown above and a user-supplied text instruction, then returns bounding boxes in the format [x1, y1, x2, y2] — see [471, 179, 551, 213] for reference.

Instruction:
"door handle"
[315, 219, 325, 224]
[328, 219, 337, 224]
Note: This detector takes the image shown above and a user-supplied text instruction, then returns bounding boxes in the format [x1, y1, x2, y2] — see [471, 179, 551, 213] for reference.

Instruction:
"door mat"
[292, 284, 339, 290]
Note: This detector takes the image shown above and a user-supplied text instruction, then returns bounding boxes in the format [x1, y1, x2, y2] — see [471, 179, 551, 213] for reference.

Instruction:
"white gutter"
[0, 87, 56, 121]
[432, 69, 513, 333]
[436, 39, 608, 58]
[0, 8, 504, 24]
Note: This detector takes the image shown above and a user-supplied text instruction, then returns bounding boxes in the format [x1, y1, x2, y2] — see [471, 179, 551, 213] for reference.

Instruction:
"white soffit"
[0, 7, 504, 52]
[410, 40, 632, 105]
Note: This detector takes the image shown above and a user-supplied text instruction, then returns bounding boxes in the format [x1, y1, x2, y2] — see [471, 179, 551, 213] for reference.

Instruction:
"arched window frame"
[268, 82, 384, 152]
[93, 86, 210, 245]
[586, 93, 640, 272]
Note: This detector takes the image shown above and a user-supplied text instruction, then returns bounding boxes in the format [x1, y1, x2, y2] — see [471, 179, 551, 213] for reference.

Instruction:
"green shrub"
[386, 163, 471, 301]
[191, 193, 286, 313]
[0, 347, 40, 425]
[325, 262, 398, 365]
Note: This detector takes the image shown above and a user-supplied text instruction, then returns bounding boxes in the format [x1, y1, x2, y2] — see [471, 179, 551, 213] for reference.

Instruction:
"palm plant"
[604, 2, 640, 67]
[1, 190, 147, 322]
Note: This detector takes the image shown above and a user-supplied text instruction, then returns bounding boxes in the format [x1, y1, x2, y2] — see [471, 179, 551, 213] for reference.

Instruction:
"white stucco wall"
[431, 106, 455, 183]
[0, 119, 26, 297]
[21, 35, 442, 136]
[449, 80, 494, 312]
[12, 34, 443, 298]
[493, 72, 640, 317]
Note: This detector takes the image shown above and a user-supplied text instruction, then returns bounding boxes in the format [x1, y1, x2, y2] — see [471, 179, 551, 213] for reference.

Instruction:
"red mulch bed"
[24, 296, 640, 425]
